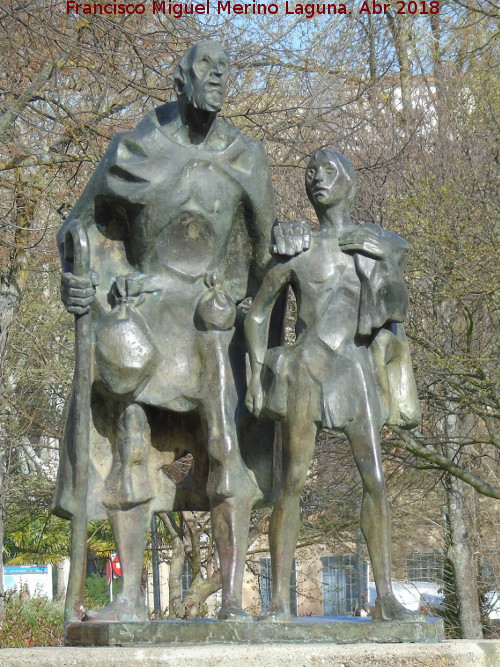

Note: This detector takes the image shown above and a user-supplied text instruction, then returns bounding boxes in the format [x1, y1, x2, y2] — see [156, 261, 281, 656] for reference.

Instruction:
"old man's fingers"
[272, 221, 311, 257]
[61, 272, 96, 314]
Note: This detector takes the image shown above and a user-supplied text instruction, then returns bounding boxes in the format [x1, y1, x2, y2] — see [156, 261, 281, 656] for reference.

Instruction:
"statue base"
[65, 615, 444, 646]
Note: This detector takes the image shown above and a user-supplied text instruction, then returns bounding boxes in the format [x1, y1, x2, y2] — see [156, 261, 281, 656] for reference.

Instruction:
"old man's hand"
[271, 221, 310, 257]
[61, 272, 99, 315]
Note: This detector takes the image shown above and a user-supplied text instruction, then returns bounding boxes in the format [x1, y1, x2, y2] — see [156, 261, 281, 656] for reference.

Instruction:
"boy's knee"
[285, 463, 308, 495]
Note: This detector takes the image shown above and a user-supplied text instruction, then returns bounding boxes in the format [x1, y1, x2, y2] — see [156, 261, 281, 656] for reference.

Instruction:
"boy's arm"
[244, 262, 292, 416]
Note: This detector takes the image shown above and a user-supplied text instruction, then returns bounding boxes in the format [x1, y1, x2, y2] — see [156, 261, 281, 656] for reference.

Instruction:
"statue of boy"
[245, 148, 421, 622]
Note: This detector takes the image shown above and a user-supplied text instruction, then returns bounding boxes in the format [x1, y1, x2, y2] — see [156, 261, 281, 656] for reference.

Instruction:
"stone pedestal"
[65, 616, 444, 646]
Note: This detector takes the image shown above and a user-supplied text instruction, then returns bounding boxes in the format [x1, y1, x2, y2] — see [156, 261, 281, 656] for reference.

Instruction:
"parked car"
[368, 580, 444, 614]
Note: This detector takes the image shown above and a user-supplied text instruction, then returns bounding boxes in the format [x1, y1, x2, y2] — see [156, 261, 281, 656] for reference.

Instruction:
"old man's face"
[186, 43, 230, 113]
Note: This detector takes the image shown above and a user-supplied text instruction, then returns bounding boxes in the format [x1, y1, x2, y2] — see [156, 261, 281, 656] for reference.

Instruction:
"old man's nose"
[315, 168, 326, 183]
[214, 60, 228, 75]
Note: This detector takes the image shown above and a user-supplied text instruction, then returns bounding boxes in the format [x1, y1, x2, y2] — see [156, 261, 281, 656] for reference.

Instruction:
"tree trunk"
[158, 511, 222, 618]
[157, 512, 185, 618]
[167, 528, 186, 618]
[182, 571, 221, 618]
[446, 472, 483, 638]
[386, 11, 413, 123]
[367, 14, 377, 80]
[0, 470, 5, 620]
[0, 24, 84, 616]
[56, 560, 69, 599]
[0, 168, 34, 619]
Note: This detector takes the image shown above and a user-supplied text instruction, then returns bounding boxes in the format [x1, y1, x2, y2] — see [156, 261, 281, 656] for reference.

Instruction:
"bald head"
[174, 41, 230, 113]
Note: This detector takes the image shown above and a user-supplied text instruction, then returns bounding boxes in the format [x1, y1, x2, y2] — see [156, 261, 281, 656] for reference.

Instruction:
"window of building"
[259, 557, 297, 616]
[406, 551, 444, 583]
[321, 555, 369, 616]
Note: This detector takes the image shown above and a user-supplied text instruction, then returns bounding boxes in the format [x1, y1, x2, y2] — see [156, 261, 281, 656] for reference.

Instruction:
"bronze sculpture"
[245, 148, 421, 622]
[55, 39, 422, 630]
[54, 40, 301, 624]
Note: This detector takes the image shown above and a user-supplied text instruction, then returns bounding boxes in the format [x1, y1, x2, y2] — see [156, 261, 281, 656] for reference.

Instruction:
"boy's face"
[306, 151, 346, 208]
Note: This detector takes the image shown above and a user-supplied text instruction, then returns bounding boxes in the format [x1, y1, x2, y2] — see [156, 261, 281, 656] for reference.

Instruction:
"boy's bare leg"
[346, 416, 422, 621]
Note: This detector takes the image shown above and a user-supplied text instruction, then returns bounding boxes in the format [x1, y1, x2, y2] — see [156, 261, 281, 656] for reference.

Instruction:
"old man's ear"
[173, 65, 185, 95]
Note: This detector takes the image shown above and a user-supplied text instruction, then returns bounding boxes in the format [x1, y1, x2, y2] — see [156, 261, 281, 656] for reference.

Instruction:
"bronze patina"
[245, 149, 421, 623]
[56, 44, 425, 639]
[55, 40, 290, 625]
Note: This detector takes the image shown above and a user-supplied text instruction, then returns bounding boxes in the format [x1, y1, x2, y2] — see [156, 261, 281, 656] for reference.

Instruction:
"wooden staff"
[60, 220, 92, 625]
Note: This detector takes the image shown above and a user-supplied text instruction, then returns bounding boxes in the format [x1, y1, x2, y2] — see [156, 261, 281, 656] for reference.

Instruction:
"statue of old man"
[54, 41, 303, 624]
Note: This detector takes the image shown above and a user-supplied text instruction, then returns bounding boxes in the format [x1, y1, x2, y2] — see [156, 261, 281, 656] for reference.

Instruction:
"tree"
[0, 7, 497, 634]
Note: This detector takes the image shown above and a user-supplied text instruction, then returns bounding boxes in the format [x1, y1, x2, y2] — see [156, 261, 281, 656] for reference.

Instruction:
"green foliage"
[4, 514, 70, 565]
[87, 520, 120, 559]
[0, 590, 63, 647]
[84, 573, 119, 610]
[4, 514, 119, 567]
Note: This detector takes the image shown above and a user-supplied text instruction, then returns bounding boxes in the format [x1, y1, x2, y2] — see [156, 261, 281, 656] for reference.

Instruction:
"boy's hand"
[339, 225, 386, 259]
[245, 374, 264, 417]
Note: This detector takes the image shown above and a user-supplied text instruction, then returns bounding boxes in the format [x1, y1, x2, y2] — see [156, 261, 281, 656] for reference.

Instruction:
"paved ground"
[1, 640, 500, 667]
